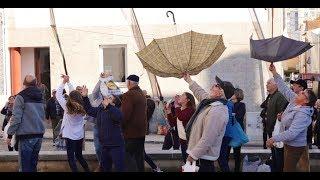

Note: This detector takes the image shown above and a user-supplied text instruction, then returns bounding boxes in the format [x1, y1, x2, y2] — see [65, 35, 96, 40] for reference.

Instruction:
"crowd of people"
[0, 63, 318, 172]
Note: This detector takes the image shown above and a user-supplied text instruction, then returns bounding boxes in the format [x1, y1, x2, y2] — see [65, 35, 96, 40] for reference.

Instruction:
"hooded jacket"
[7, 86, 45, 139]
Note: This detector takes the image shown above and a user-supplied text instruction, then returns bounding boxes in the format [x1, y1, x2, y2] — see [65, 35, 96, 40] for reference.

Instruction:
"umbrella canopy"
[250, 35, 313, 63]
[306, 17, 320, 31]
[136, 31, 226, 78]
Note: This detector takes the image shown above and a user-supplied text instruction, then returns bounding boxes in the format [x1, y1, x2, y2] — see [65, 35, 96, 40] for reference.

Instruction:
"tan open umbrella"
[306, 17, 320, 31]
[136, 31, 226, 78]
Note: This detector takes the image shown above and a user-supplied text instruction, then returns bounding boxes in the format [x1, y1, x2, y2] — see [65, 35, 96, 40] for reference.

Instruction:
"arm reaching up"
[183, 74, 210, 102]
[269, 64, 296, 102]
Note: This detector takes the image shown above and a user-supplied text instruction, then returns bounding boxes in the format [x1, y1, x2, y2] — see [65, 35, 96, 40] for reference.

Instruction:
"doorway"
[34, 48, 51, 101]
[10, 47, 50, 100]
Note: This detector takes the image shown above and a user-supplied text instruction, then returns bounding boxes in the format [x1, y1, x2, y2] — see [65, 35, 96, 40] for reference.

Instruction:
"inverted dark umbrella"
[250, 35, 313, 63]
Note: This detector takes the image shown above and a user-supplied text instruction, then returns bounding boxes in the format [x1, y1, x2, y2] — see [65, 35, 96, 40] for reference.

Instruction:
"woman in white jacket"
[56, 75, 90, 172]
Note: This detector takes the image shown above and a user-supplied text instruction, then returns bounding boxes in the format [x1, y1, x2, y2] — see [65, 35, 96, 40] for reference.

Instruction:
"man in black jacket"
[46, 89, 64, 143]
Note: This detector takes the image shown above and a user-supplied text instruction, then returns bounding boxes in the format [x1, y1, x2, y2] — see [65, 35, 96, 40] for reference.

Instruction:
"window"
[100, 45, 126, 82]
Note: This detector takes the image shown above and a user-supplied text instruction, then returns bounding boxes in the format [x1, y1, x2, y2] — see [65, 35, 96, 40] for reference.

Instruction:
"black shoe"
[263, 146, 267, 149]
[309, 144, 313, 149]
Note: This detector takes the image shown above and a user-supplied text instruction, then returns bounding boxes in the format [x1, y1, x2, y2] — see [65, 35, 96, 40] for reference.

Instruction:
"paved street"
[0, 128, 277, 153]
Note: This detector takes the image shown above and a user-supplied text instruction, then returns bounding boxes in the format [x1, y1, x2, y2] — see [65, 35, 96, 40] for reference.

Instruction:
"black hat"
[215, 76, 236, 99]
[290, 79, 307, 90]
[127, 74, 139, 82]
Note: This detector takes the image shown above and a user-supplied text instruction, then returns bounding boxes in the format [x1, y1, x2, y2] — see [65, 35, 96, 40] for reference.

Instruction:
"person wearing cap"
[121, 74, 147, 172]
[267, 64, 317, 172]
[290, 79, 308, 94]
[286, 78, 313, 171]
[182, 73, 229, 172]
[46, 89, 64, 144]
[289, 79, 313, 149]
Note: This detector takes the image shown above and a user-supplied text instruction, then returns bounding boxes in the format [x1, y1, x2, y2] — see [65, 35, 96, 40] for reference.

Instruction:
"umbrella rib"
[186, 31, 193, 73]
[275, 35, 286, 61]
[154, 40, 183, 73]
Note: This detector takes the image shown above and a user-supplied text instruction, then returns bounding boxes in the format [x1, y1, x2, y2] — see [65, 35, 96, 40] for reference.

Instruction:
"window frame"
[99, 44, 127, 84]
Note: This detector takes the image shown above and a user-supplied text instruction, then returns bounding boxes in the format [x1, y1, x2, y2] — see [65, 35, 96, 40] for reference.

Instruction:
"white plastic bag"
[182, 161, 199, 172]
[257, 164, 271, 172]
[3, 122, 16, 148]
[272, 119, 284, 148]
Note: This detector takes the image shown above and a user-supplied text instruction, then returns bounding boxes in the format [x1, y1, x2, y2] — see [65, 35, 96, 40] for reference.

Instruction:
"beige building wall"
[6, 23, 271, 112]
[3, 8, 273, 113]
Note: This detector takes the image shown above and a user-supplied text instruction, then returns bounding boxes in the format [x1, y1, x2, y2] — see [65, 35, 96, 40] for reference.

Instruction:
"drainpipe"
[1, 8, 9, 96]
[1, 8, 4, 95]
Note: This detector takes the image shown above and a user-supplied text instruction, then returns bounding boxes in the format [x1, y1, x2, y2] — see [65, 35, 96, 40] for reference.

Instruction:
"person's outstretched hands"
[269, 63, 277, 75]
[61, 74, 70, 84]
[183, 73, 192, 84]
[81, 85, 88, 97]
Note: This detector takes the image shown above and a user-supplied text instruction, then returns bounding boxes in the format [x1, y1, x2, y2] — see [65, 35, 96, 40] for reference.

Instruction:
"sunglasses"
[213, 83, 221, 88]
[211, 83, 221, 90]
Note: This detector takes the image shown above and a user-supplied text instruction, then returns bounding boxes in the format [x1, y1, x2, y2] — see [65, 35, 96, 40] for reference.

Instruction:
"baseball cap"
[290, 79, 307, 90]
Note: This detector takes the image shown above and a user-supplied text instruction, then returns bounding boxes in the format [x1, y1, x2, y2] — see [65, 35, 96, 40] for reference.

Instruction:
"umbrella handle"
[166, 11, 176, 25]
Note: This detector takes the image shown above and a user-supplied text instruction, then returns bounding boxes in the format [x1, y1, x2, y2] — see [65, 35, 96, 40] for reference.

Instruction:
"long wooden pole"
[49, 8, 68, 75]
[122, 8, 162, 98]
[248, 8, 266, 100]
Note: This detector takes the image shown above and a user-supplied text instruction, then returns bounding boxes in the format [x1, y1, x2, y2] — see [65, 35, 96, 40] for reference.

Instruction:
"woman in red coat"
[166, 92, 196, 163]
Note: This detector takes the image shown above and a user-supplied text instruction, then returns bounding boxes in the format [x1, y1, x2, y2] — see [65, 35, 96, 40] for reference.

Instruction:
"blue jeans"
[93, 125, 101, 164]
[218, 136, 232, 172]
[18, 137, 42, 172]
[101, 146, 125, 172]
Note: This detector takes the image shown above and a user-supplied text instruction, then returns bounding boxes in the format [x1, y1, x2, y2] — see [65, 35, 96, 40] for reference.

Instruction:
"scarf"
[185, 98, 228, 142]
